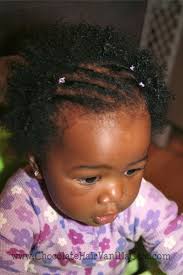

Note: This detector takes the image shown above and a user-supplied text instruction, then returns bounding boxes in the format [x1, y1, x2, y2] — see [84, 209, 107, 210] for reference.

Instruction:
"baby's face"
[42, 109, 151, 226]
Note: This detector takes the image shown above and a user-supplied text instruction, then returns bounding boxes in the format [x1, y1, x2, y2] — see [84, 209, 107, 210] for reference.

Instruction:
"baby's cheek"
[52, 192, 90, 218]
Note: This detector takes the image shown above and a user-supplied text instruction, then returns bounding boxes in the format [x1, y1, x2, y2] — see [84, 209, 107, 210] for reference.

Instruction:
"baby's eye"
[77, 176, 101, 185]
[124, 168, 143, 177]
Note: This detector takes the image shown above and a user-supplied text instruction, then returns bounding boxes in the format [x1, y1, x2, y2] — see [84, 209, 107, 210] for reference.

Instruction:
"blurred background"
[0, 1, 182, 274]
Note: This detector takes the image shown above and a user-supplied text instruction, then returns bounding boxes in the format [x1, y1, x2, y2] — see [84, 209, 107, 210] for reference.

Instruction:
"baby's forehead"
[55, 109, 150, 145]
[47, 109, 150, 172]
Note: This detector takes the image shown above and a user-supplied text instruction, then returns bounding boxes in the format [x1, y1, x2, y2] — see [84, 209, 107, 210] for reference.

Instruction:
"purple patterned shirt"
[0, 168, 183, 274]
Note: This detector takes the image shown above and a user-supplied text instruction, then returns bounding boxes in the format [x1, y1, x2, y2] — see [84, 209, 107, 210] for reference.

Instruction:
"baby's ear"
[28, 154, 43, 180]
[0, 55, 25, 105]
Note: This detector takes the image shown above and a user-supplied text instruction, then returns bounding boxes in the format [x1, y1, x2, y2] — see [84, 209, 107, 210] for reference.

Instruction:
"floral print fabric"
[0, 168, 183, 274]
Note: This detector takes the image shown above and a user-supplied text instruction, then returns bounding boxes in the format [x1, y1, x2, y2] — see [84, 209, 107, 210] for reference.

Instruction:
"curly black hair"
[0, 23, 172, 162]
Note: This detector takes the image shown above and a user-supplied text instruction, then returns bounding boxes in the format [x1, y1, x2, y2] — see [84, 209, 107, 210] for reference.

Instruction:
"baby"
[0, 23, 182, 275]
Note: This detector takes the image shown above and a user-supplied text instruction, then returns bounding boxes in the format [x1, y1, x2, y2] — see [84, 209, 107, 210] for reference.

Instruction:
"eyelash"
[77, 176, 101, 185]
[124, 168, 144, 176]
[76, 168, 144, 185]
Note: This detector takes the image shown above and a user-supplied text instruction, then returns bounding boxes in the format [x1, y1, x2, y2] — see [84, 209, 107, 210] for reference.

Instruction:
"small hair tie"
[130, 65, 135, 71]
[139, 82, 145, 87]
[58, 77, 66, 84]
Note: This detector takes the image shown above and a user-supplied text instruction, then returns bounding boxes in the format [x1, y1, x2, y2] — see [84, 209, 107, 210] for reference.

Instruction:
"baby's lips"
[95, 213, 118, 225]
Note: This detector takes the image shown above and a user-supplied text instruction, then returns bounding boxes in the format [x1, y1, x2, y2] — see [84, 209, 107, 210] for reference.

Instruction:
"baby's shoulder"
[136, 178, 166, 200]
[129, 177, 178, 217]
[0, 166, 47, 208]
[1, 167, 29, 195]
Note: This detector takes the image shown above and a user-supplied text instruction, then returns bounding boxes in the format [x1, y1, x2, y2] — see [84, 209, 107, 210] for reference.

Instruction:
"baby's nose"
[97, 180, 123, 205]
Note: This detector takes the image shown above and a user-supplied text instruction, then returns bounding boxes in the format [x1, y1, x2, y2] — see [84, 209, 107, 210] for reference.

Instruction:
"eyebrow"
[71, 154, 148, 170]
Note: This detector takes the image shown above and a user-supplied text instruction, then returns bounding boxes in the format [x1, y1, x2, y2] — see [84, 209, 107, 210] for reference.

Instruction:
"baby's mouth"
[94, 212, 118, 225]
